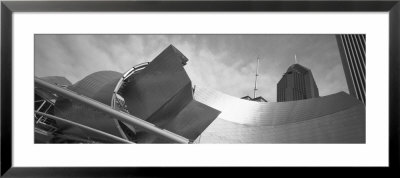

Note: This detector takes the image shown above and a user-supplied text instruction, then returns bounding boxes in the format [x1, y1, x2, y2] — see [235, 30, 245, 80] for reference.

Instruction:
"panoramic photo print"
[34, 34, 366, 144]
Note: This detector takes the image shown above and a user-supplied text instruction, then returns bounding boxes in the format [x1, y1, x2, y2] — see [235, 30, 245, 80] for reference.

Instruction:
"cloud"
[35, 34, 349, 102]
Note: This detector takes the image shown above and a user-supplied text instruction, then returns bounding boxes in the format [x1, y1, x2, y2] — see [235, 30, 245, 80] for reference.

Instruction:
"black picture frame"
[1, 0, 399, 177]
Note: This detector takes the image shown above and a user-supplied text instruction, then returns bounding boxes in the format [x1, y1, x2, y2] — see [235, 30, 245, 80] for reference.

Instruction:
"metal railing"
[35, 111, 134, 144]
[35, 77, 189, 144]
[111, 62, 149, 141]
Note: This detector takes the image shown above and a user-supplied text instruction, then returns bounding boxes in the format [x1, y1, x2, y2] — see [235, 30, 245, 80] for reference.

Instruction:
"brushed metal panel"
[120, 45, 191, 120]
[67, 71, 122, 102]
[49, 45, 219, 143]
[54, 98, 123, 141]
[135, 97, 221, 143]
[118, 45, 220, 143]
[36, 76, 72, 100]
[194, 86, 362, 126]
[193, 86, 365, 143]
[197, 105, 365, 143]
[40, 76, 72, 86]
[35, 111, 133, 143]
[54, 71, 123, 140]
[37, 77, 189, 143]
[35, 88, 57, 100]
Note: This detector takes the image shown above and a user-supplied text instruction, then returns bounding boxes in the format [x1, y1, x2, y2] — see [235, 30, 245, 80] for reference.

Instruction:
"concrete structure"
[277, 64, 319, 102]
[336, 34, 366, 104]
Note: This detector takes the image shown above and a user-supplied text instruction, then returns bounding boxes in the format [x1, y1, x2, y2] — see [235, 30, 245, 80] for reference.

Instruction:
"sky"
[35, 34, 349, 102]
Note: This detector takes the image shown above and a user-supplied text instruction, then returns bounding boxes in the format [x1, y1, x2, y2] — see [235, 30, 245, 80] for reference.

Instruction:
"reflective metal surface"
[120, 45, 193, 120]
[53, 71, 123, 140]
[40, 76, 72, 87]
[36, 76, 72, 100]
[34, 44, 364, 144]
[35, 111, 134, 144]
[194, 86, 365, 143]
[36, 45, 219, 143]
[36, 77, 190, 143]
[67, 71, 122, 105]
[119, 45, 220, 142]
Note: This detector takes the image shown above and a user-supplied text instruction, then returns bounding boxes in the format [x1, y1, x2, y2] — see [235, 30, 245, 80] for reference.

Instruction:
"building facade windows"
[336, 34, 366, 104]
[277, 64, 319, 102]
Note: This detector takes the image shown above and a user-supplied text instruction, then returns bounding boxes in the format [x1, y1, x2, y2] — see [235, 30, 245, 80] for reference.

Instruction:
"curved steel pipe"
[111, 62, 149, 140]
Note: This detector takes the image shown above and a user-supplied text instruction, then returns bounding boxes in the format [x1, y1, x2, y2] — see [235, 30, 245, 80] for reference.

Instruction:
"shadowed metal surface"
[67, 71, 122, 104]
[35, 76, 72, 100]
[35, 111, 133, 144]
[35, 44, 364, 144]
[120, 45, 192, 120]
[194, 86, 365, 143]
[134, 83, 220, 143]
[40, 76, 72, 86]
[36, 77, 189, 143]
[42, 45, 219, 143]
[120, 45, 220, 142]
[53, 71, 124, 141]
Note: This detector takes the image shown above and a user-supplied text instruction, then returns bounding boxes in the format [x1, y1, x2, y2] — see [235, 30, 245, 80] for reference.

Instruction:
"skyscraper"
[277, 64, 319, 102]
[336, 34, 366, 104]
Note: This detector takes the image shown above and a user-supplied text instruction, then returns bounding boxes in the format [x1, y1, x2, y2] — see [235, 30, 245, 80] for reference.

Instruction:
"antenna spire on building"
[254, 56, 260, 99]
[295, 54, 298, 64]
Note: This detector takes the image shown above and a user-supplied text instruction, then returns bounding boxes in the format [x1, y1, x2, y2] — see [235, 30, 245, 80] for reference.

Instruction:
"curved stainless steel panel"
[118, 45, 220, 142]
[54, 71, 123, 139]
[120, 45, 192, 120]
[193, 86, 365, 143]
[46, 45, 219, 143]
[67, 71, 122, 103]
[40, 76, 72, 86]
[36, 44, 365, 144]
[36, 76, 73, 100]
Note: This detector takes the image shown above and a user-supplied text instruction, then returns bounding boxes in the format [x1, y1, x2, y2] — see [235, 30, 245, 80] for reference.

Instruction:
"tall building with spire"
[277, 63, 319, 102]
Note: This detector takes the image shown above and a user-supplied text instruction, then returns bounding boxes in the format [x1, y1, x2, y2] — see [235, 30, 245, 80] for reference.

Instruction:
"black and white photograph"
[33, 34, 366, 144]
[2, 0, 400, 176]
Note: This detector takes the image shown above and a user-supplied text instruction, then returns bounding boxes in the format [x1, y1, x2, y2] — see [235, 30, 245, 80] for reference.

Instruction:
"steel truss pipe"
[35, 111, 134, 144]
[35, 77, 189, 144]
